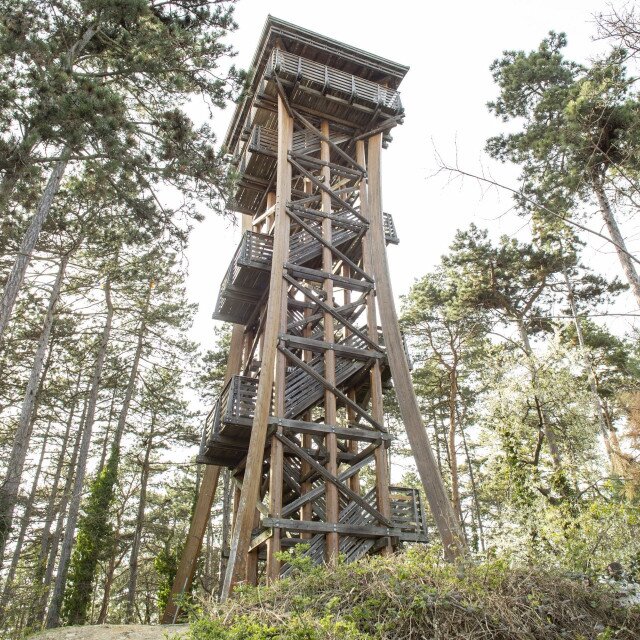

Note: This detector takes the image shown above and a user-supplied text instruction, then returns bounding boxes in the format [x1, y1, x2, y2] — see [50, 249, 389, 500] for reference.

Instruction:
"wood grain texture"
[221, 96, 293, 600]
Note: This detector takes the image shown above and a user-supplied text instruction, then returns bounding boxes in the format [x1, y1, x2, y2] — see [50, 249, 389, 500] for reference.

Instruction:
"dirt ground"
[32, 625, 190, 640]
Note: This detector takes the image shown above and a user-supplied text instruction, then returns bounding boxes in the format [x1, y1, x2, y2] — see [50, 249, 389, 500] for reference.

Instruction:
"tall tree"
[46, 276, 114, 628]
[0, 0, 240, 344]
[486, 32, 640, 305]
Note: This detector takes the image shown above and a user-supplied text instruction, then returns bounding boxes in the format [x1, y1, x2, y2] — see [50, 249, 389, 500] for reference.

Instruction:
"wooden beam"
[365, 133, 466, 560]
[261, 518, 399, 538]
[356, 140, 393, 555]
[290, 107, 367, 173]
[279, 334, 383, 361]
[286, 208, 372, 282]
[288, 156, 367, 224]
[320, 119, 340, 565]
[221, 96, 294, 600]
[284, 263, 372, 292]
[268, 417, 389, 442]
[278, 345, 384, 432]
[283, 274, 380, 352]
[280, 449, 377, 518]
[274, 432, 392, 527]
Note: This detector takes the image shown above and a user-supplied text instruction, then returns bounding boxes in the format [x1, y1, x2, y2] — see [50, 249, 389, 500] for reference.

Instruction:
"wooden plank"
[268, 417, 389, 442]
[289, 150, 363, 179]
[288, 204, 367, 233]
[221, 96, 294, 600]
[261, 518, 400, 539]
[353, 114, 404, 142]
[279, 334, 383, 361]
[284, 263, 372, 292]
[366, 133, 465, 560]
[249, 528, 273, 552]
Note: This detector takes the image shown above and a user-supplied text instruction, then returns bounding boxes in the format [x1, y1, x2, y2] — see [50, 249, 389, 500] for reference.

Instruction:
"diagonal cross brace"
[278, 344, 385, 432]
[283, 274, 382, 353]
[288, 156, 367, 225]
[287, 208, 372, 282]
[275, 432, 392, 527]
[290, 107, 367, 174]
[280, 446, 379, 518]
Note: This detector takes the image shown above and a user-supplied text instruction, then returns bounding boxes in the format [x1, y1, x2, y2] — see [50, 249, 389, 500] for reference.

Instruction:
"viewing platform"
[212, 213, 398, 325]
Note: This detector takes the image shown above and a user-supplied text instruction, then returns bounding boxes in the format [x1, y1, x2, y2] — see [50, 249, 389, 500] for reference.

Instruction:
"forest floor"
[32, 625, 189, 640]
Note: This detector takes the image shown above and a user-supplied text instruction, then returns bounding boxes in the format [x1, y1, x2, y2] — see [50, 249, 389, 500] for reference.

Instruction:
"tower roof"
[223, 16, 409, 152]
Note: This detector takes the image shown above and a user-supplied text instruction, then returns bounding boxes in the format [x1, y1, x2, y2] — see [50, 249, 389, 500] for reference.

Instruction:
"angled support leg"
[365, 133, 466, 560]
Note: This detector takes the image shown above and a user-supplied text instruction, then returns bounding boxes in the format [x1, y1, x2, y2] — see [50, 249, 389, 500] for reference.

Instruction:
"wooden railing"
[266, 49, 403, 114]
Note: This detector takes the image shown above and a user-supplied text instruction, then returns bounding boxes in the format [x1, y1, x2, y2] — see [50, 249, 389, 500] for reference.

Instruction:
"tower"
[163, 17, 463, 621]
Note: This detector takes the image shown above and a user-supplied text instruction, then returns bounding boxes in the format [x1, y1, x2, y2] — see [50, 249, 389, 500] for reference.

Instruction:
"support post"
[321, 120, 340, 565]
[357, 141, 392, 554]
[222, 95, 293, 599]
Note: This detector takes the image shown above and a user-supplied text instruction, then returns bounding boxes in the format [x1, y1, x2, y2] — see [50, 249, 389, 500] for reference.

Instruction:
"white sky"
[185, 0, 639, 352]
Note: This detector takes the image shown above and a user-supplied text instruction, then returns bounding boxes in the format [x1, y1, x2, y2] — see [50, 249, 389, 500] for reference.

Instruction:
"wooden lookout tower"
[163, 16, 463, 621]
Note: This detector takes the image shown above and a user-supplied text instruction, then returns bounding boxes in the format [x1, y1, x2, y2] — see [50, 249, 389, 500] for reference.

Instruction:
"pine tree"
[486, 32, 640, 304]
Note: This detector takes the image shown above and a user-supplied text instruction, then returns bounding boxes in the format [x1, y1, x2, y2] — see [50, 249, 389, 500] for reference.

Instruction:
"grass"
[187, 547, 640, 640]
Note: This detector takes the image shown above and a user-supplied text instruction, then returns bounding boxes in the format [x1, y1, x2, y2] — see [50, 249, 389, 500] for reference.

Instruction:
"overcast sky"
[185, 0, 638, 353]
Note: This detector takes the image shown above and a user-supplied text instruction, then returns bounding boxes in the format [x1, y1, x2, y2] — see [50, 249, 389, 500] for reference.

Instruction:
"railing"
[247, 123, 351, 159]
[212, 231, 272, 323]
[240, 231, 273, 269]
[389, 487, 428, 539]
[266, 49, 403, 114]
[383, 212, 399, 244]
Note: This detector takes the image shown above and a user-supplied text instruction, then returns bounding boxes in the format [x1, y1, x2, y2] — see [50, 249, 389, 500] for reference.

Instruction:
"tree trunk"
[457, 409, 485, 553]
[0, 152, 71, 345]
[112, 284, 151, 451]
[96, 551, 117, 624]
[593, 179, 640, 307]
[447, 367, 464, 529]
[45, 277, 114, 628]
[125, 413, 156, 622]
[430, 399, 444, 476]
[31, 393, 87, 628]
[29, 375, 80, 621]
[562, 268, 624, 472]
[98, 388, 119, 473]
[0, 255, 68, 563]
[0, 422, 51, 620]
[515, 317, 563, 470]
